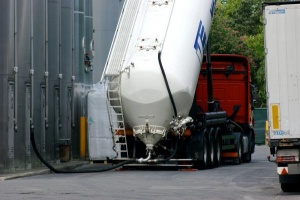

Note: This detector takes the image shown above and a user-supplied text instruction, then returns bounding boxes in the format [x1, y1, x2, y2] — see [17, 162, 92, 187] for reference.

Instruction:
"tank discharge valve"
[170, 116, 193, 135]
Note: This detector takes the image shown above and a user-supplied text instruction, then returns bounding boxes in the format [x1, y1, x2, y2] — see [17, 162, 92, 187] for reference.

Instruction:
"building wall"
[0, 0, 123, 172]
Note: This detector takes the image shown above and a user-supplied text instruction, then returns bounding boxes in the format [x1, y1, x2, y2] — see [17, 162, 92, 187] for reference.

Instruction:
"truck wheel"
[234, 136, 242, 164]
[207, 132, 214, 168]
[193, 136, 209, 169]
[201, 136, 209, 169]
[243, 152, 251, 163]
[213, 136, 221, 167]
[242, 133, 252, 163]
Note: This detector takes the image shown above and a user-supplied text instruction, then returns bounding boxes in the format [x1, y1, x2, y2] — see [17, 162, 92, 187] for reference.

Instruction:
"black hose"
[30, 128, 136, 173]
[228, 119, 244, 135]
[152, 137, 179, 163]
[162, 138, 178, 162]
[158, 51, 177, 118]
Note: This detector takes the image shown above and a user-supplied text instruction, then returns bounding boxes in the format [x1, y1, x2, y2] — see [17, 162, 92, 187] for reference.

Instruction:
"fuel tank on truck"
[102, 0, 216, 149]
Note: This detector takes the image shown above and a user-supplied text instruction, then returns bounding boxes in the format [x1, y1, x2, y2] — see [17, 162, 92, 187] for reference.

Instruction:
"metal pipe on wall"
[45, 0, 49, 129]
[72, 0, 75, 128]
[13, 0, 18, 132]
[30, 0, 34, 127]
[26, 0, 34, 170]
[83, 0, 86, 76]
[58, 0, 62, 130]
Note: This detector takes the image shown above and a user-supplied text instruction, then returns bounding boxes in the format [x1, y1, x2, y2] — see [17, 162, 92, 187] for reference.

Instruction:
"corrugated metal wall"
[0, 0, 14, 172]
[0, 0, 124, 172]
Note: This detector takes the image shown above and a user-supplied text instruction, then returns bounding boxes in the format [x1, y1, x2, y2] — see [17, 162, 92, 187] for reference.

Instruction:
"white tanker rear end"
[102, 0, 216, 154]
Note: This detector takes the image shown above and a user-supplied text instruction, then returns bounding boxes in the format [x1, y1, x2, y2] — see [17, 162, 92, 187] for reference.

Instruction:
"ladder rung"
[113, 129, 125, 134]
[111, 113, 123, 116]
[112, 121, 124, 124]
[111, 106, 122, 108]
[111, 116, 124, 119]
[108, 89, 119, 92]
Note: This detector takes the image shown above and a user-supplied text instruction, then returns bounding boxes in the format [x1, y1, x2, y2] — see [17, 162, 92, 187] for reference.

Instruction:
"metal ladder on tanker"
[106, 77, 129, 159]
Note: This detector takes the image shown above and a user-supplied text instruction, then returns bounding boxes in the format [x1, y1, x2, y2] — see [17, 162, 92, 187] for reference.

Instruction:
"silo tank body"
[118, 0, 215, 132]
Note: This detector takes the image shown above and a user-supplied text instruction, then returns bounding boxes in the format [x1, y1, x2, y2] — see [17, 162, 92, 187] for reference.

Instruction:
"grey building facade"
[0, 0, 124, 172]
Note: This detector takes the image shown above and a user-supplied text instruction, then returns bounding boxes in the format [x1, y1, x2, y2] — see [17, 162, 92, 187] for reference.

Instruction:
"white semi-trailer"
[264, 1, 300, 192]
[98, 0, 254, 169]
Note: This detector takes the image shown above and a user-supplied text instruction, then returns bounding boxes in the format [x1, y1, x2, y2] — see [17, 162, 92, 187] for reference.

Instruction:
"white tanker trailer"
[102, 0, 215, 153]
[100, 0, 254, 168]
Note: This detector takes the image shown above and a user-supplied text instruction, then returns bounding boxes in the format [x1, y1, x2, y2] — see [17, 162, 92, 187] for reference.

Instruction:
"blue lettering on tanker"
[194, 20, 207, 59]
[194, 0, 216, 61]
[210, 0, 217, 18]
[269, 9, 285, 15]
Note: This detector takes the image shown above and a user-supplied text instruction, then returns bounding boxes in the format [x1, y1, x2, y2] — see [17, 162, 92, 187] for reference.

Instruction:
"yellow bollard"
[80, 117, 86, 159]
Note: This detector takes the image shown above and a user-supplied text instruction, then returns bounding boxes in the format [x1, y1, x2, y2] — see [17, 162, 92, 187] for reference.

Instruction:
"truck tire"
[242, 150, 252, 162]
[213, 134, 221, 167]
[193, 129, 209, 169]
[207, 130, 215, 168]
[242, 133, 252, 163]
[243, 152, 251, 163]
[194, 134, 209, 169]
[234, 135, 243, 164]
[202, 135, 209, 169]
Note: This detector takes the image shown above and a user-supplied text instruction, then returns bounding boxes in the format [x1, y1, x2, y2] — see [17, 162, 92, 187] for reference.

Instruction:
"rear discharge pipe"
[137, 151, 152, 163]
